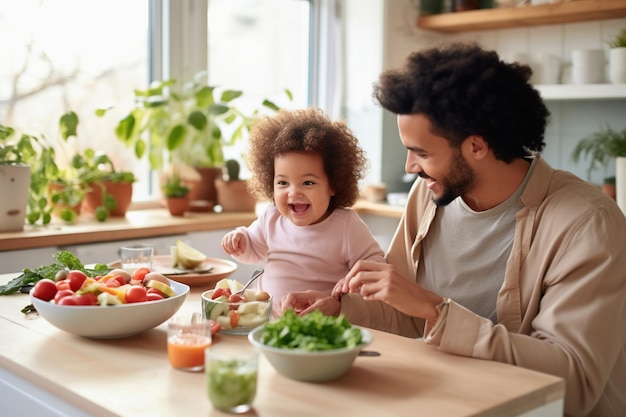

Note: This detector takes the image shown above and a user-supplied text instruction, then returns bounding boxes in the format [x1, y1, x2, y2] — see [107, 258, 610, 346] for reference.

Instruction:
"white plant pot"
[609, 47, 626, 84]
[0, 164, 30, 232]
[616, 157, 626, 217]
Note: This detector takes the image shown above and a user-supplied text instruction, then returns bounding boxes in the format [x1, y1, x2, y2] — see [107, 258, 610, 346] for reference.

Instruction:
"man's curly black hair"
[373, 42, 550, 163]
[246, 107, 368, 211]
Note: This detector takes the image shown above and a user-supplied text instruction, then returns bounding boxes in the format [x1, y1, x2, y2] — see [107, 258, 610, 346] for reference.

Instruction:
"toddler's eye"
[303, 181, 315, 186]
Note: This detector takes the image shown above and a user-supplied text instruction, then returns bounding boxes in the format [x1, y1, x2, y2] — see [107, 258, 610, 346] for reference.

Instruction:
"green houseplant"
[105, 71, 288, 210]
[572, 126, 626, 179]
[111, 71, 282, 170]
[59, 111, 136, 222]
[161, 170, 191, 216]
[0, 123, 79, 226]
[572, 126, 626, 201]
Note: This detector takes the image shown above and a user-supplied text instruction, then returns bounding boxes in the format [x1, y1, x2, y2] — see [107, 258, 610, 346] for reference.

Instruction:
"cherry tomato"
[67, 270, 88, 292]
[58, 296, 79, 305]
[146, 292, 164, 301]
[55, 280, 71, 291]
[147, 287, 166, 298]
[132, 267, 151, 282]
[125, 285, 148, 303]
[54, 289, 75, 303]
[105, 276, 124, 288]
[228, 293, 246, 303]
[74, 293, 98, 305]
[212, 288, 232, 300]
[32, 279, 58, 301]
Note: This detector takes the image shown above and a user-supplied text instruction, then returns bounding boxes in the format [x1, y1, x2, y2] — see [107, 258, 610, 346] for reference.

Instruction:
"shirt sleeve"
[344, 210, 386, 266]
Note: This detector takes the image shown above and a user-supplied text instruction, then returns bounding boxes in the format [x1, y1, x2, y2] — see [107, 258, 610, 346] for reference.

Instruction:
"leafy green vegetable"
[259, 309, 363, 351]
[0, 250, 110, 295]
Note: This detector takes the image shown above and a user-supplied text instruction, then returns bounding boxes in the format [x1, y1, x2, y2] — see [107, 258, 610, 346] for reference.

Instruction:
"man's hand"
[339, 260, 443, 324]
[276, 290, 341, 317]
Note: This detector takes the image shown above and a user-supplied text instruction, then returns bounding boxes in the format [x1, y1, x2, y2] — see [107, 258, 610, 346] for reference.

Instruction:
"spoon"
[236, 268, 264, 295]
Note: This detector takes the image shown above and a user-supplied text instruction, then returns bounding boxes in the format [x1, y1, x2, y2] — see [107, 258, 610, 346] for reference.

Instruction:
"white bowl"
[201, 289, 272, 335]
[248, 325, 373, 382]
[30, 280, 189, 339]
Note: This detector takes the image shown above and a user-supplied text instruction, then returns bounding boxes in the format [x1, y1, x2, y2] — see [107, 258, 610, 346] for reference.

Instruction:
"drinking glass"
[206, 343, 258, 413]
[167, 313, 213, 372]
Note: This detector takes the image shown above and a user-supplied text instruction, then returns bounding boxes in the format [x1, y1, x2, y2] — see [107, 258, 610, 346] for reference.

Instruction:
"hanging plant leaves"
[221, 90, 243, 102]
[167, 124, 187, 151]
[59, 111, 79, 141]
[188, 111, 208, 131]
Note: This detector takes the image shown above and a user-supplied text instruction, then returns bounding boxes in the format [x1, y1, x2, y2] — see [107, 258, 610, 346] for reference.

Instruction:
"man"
[276, 43, 626, 416]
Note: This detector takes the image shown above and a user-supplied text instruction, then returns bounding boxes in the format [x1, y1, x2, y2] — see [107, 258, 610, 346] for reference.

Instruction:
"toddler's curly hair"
[246, 107, 368, 211]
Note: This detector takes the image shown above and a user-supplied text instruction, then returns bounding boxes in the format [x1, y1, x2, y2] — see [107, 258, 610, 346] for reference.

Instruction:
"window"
[205, 0, 312, 169]
[0, 0, 151, 198]
[0, 0, 324, 203]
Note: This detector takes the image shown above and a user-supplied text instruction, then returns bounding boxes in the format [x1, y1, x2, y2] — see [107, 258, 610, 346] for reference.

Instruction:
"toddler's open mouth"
[289, 203, 309, 212]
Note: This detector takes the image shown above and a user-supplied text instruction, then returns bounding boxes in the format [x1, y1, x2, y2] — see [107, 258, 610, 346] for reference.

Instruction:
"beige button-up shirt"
[342, 156, 626, 417]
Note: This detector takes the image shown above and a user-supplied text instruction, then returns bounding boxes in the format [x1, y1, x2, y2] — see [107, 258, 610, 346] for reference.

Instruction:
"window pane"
[207, 0, 310, 164]
[0, 0, 150, 199]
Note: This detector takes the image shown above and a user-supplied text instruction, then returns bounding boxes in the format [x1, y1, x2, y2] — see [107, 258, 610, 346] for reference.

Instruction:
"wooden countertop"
[0, 273, 564, 417]
[0, 201, 403, 252]
[0, 209, 258, 251]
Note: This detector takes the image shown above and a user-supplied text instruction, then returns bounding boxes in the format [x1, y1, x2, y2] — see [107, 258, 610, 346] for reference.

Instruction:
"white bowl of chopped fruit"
[201, 278, 272, 335]
[30, 268, 189, 339]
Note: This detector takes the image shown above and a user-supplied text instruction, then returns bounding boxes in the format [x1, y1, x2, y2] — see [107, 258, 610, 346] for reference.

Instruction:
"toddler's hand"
[221, 231, 246, 256]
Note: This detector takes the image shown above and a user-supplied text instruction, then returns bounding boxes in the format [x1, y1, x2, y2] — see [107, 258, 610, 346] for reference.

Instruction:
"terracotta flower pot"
[165, 196, 191, 216]
[82, 180, 133, 217]
[188, 166, 222, 212]
[214, 179, 257, 212]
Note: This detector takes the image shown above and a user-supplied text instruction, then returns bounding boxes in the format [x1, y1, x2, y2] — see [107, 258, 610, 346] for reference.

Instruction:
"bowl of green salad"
[247, 309, 372, 382]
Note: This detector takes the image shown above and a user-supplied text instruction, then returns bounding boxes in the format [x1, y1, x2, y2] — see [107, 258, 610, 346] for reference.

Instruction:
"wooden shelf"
[536, 84, 626, 100]
[417, 0, 626, 32]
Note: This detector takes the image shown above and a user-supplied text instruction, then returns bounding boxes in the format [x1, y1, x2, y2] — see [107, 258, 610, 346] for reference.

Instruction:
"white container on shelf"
[572, 49, 605, 84]
[609, 48, 626, 84]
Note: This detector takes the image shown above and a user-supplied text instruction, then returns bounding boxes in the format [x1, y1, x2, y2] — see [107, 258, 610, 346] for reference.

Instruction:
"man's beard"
[427, 149, 474, 207]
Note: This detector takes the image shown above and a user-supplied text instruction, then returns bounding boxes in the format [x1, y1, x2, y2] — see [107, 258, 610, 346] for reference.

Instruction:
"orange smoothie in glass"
[168, 333, 212, 371]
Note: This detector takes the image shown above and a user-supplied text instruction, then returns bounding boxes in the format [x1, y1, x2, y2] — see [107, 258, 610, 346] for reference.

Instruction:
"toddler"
[221, 107, 385, 302]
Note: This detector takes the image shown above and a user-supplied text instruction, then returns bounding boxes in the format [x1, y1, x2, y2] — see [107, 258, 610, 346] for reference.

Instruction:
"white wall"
[345, 1, 626, 189]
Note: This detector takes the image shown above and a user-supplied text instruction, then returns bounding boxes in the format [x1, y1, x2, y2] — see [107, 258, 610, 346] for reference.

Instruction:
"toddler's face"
[273, 152, 334, 226]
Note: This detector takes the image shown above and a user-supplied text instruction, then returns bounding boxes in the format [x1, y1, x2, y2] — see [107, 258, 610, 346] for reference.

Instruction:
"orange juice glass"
[167, 313, 212, 371]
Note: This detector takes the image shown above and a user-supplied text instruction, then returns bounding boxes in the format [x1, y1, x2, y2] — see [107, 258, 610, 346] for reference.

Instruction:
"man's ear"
[464, 135, 489, 160]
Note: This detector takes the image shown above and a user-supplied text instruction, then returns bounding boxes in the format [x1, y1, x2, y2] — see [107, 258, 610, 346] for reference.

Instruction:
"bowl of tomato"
[30, 269, 190, 339]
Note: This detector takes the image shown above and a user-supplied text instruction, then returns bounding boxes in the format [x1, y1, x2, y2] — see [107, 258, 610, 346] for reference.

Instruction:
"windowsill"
[0, 200, 403, 252]
[0, 208, 258, 252]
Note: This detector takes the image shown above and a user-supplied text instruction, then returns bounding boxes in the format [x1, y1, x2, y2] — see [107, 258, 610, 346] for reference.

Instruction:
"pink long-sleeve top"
[233, 205, 386, 301]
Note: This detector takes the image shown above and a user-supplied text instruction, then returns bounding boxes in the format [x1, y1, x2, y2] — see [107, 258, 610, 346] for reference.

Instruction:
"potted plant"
[106, 71, 287, 210]
[161, 170, 191, 216]
[214, 159, 257, 212]
[59, 111, 135, 222]
[0, 125, 35, 232]
[0, 123, 83, 227]
[608, 28, 626, 84]
[74, 150, 136, 221]
[572, 126, 626, 207]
